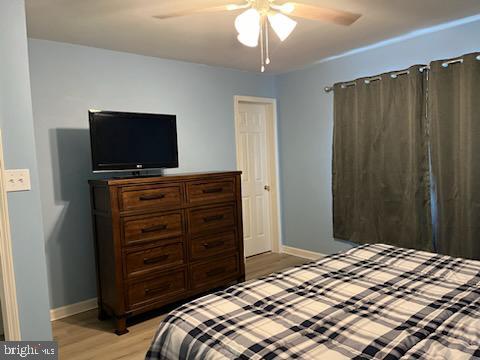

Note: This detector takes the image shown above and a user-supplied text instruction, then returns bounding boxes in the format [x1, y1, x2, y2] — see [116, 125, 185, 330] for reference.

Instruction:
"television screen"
[89, 110, 178, 172]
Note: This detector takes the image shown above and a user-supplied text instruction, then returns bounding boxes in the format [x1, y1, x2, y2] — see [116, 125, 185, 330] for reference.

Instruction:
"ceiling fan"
[154, 1, 361, 72]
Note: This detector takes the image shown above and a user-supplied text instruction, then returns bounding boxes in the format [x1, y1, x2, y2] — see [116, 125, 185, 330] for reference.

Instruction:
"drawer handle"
[144, 283, 171, 295]
[203, 215, 224, 223]
[203, 188, 223, 194]
[143, 254, 169, 265]
[206, 267, 226, 277]
[141, 224, 167, 233]
[202, 240, 225, 249]
[139, 194, 165, 201]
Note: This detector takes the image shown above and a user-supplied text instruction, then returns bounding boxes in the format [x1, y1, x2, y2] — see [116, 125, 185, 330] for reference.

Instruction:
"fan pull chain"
[265, 18, 270, 65]
[260, 16, 265, 72]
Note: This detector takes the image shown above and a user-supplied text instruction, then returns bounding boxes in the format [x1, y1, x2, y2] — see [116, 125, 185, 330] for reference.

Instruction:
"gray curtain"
[333, 65, 432, 250]
[332, 83, 357, 240]
[429, 52, 480, 260]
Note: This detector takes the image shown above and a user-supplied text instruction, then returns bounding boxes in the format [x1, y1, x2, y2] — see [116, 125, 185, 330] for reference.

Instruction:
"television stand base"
[109, 169, 166, 179]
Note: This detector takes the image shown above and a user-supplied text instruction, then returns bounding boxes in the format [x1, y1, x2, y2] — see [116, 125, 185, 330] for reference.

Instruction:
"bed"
[146, 244, 480, 359]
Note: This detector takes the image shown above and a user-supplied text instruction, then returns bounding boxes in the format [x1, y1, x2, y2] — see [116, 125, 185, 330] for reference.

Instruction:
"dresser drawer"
[190, 230, 237, 260]
[188, 205, 235, 235]
[123, 212, 184, 246]
[186, 179, 235, 204]
[120, 185, 182, 211]
[125, 240, 184, 278]
[191, 254, 239, 290]
[127, 268, 187, 309]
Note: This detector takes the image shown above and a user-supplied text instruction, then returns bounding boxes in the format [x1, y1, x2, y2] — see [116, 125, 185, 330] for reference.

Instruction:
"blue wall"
[28, 39, 276, 309]
[276, 18, 480, 255]
[0, 0, 52, 340]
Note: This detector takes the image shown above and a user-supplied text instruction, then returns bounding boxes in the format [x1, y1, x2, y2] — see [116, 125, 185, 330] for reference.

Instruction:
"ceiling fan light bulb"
[268, 13, 297, 41]
[266, 58, 271, 65]
[235, 8, 260, 34]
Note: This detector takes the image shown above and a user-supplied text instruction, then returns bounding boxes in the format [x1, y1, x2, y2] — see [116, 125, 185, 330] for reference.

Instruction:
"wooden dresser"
[89, 171, 245, 334]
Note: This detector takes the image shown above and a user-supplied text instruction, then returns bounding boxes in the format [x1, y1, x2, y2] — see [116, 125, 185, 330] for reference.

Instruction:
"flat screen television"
[89, 110, 178, 172]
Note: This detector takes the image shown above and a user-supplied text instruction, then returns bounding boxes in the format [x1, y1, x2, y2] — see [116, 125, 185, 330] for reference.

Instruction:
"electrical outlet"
[4, 169, 31, 192]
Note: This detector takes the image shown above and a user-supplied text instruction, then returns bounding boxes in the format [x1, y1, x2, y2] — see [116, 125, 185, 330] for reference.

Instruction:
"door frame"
[234, 96, 282, 254]
[0, 129, 21, 340]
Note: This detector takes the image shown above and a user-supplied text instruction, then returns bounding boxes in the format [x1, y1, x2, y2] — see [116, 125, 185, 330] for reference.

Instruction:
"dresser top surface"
[89, 171, 242, 186]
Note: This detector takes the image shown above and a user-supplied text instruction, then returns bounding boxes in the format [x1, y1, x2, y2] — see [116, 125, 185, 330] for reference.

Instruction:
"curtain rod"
[324, 66, 430, 93]
[324, 55, 480, 93]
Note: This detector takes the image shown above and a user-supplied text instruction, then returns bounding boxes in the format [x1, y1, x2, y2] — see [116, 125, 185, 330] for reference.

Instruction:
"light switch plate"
[4, 169, 31, 192]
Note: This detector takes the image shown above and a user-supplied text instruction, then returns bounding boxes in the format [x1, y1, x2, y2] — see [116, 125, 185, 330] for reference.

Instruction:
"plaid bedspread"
[146, 244, 480, 359]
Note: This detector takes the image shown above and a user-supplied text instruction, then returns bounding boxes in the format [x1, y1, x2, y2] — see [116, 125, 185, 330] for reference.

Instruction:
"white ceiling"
[26, 0, 480, 73]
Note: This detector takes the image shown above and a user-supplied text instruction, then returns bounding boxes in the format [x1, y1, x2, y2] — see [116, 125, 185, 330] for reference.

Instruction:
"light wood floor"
[52, 252, 309, 360]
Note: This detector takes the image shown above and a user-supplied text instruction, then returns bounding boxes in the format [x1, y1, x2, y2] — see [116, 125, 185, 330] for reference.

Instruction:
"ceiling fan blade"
[154, 3, 248, 20]
[281, 3, 361, 26]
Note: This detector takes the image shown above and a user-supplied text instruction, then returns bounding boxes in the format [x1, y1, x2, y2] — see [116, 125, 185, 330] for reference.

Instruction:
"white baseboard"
[281, 246, 325, 260]
[50, 298, 98, 321]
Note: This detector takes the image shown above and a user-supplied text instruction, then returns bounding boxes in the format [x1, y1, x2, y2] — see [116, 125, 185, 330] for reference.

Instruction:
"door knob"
[264, 185, 270, 191]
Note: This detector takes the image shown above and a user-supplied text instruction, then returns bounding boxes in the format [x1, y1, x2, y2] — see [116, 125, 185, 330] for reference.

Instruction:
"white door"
[236, 102, 272, 257]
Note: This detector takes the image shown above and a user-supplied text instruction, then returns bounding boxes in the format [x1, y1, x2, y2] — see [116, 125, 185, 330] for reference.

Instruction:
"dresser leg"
[238, 275, 245, 283]
[114, 317, 129, 335]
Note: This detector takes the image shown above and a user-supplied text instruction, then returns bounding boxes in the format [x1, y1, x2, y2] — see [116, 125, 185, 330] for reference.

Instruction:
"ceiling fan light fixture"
[268, 13, 297, 42]
[234, 8, 260, 34]
[235, 8, 260, 47]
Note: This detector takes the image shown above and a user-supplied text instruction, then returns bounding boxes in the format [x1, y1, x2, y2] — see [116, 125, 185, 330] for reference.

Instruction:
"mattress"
[146, 244, 480, 359]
